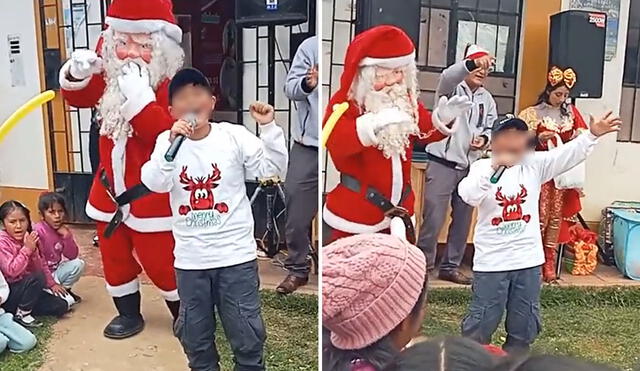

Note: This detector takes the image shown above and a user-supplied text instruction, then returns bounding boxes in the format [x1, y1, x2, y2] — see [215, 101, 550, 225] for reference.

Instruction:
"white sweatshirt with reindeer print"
[141, 121, 288, 270]
[458, 132, 598, 272]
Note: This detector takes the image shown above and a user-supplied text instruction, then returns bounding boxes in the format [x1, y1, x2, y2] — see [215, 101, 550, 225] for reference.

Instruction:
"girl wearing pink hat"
[322, 233, 428, 371]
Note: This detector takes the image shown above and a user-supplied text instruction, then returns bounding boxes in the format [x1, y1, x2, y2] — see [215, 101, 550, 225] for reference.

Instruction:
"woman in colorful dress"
[518, 66, 588, 282]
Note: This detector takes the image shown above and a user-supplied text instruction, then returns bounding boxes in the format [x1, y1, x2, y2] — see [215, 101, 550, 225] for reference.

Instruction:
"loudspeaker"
[236, 0, 308, 27]
[355, 0, 422, 51]
[549, 10, 606, 98]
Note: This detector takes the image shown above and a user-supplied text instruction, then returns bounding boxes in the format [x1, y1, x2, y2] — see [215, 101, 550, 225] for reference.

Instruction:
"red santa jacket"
[323, 101, 446, 234]
[61, 72, 173, 233]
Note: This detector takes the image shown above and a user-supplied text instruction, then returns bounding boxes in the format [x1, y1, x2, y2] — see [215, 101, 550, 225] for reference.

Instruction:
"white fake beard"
[97, 29, 184, 141]
[364, 84, 419, 160]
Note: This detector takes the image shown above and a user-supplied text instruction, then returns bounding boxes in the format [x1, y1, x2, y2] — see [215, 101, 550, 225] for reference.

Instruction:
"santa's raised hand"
[117, 62, 156, 121]
[432, 95, 474, 135]
[68, 49, 103, 80]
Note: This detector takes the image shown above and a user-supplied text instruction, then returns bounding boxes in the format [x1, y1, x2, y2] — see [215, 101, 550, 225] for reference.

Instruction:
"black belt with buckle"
[426, 153, 461, 170]
[99, 169, 152, 238]
[340, 174, 416, 244]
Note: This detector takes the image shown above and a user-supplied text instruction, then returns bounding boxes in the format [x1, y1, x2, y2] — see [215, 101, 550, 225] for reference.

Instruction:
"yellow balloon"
[0, 90, 56, 144]
[321, 102, 349, 148]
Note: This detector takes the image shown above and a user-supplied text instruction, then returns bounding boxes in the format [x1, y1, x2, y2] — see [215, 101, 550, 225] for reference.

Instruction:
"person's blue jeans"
[53, 258, 86, 288]
[461, 265, 542, 353]
[0, 312, 37, 353]
[174, 260, 266, 371]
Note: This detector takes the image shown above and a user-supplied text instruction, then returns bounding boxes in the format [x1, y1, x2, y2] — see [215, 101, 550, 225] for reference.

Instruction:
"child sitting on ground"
[141, 68, 288, 371]
[322, 233, 428, 371]
[0, 201, 70, 328]
[457, 113, 621, 353]
[33, 192, 85, 304]
[0, 269, 37, 354]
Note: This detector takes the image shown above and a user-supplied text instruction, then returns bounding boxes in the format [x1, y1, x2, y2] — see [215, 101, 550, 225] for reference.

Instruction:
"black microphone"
[164, 113, 197, 162]
[490, 166, 506, 184]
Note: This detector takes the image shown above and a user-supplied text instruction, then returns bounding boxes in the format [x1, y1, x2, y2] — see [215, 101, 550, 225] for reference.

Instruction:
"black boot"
[165, 300, 180, 324]
[103, 292, 145, 339]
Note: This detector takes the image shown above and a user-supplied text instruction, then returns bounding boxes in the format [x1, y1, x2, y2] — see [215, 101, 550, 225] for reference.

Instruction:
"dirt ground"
[41, 277, 187, 371]
[38, 227, 318, 370]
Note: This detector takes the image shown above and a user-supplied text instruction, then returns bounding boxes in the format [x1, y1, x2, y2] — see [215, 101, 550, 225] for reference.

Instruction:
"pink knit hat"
[322, 233, 427, 350]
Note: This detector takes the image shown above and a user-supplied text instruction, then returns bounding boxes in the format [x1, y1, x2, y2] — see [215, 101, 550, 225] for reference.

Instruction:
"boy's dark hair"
[492, 117, 537, 147]
[38, 192, 67, 214]
[493, 354, 620, 371]
[0, 200, 33, 232]
[492, 117, 529, 135]
[323, 279, 429, 371]
[169, 68, 213, 103]
[383, 336, 499, 371]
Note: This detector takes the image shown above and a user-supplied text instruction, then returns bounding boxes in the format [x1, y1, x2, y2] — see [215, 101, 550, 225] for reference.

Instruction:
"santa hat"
[105, 0, 182, 44]
[324, 25, 416, 122]
[464, 44, 489, 60]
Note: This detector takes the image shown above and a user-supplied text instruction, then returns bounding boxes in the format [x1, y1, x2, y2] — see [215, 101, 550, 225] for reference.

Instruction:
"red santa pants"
[96, 222, 177, 301]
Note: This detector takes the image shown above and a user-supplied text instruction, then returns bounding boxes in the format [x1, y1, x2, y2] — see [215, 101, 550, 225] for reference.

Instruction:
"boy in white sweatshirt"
[141, 68, 288, 371]
[458, 113, 621, 353]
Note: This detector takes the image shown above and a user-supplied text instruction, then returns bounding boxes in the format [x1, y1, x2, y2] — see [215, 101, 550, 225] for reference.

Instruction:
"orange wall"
[517, 0, 562, 112]
[0, 186, 47, 216]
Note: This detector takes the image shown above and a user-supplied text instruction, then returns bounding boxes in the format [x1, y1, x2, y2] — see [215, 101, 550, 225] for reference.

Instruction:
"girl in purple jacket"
[0, 201, 69, 328]
[34, 193, 85, 303]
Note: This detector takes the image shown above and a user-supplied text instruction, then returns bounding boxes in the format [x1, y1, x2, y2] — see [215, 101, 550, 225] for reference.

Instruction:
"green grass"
[0, 317, 55, 370]
[4, 288, 640, 370]
[423, 287, 640, 370]
[0, 290, 318, 371]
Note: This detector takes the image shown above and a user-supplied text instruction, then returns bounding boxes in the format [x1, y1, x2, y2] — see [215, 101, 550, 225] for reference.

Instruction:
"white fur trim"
[105, 17, 183, 44]
[58, 59, 92, 91]
[355, 113, 378, 147]
[390, 154, 403, 204]
[158, 289, 179, 302]
[390, 217, 407, 240]
[360, 52, 415, 68]
[85, 202, 173, 232]
[121, 87, 156, 122]
[431, 107, 457, 135]
[323, 205, 391, 234]
[106, 278, 140, 297]
[111, 136, 128, 199]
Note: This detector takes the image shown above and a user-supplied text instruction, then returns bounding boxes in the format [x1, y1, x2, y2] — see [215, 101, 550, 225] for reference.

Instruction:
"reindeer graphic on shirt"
[178, 164, 229, 219]
[491, 185, 531, 235]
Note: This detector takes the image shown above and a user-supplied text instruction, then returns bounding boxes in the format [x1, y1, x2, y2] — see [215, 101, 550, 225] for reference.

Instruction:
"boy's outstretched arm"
[141, 131, 177, 193]
[535, 110, 621, 182]
[458, 159, 494, 207]
[242, 102, 289, 179]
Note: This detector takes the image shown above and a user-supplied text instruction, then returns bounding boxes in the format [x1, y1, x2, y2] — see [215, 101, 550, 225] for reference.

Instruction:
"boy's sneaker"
[14, 313, 43, 328]
[68, 290, 82, 304]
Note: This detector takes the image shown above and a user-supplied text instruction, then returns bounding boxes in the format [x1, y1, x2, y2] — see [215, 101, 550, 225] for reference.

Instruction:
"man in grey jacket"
[277, 35, 318, 294]
[417, 45, 497, 284]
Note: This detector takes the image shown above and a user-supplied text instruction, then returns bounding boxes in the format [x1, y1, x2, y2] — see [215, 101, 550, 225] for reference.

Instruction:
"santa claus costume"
[58, 0, 184, 338]
[323, 25, 472, 244]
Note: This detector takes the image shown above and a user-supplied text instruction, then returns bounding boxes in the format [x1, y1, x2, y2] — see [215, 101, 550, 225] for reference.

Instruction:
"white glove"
[117, 62, 153, 99]
[374, 108, 414, 130]
[68, 50, 103, 80]
[432, 95, 474, 135]
[356, 107, 414, 146]
[118, 62, 157, 121]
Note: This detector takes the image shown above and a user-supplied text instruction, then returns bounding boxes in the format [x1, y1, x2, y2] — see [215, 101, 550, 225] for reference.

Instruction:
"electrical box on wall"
[7, 35, 26, 87]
